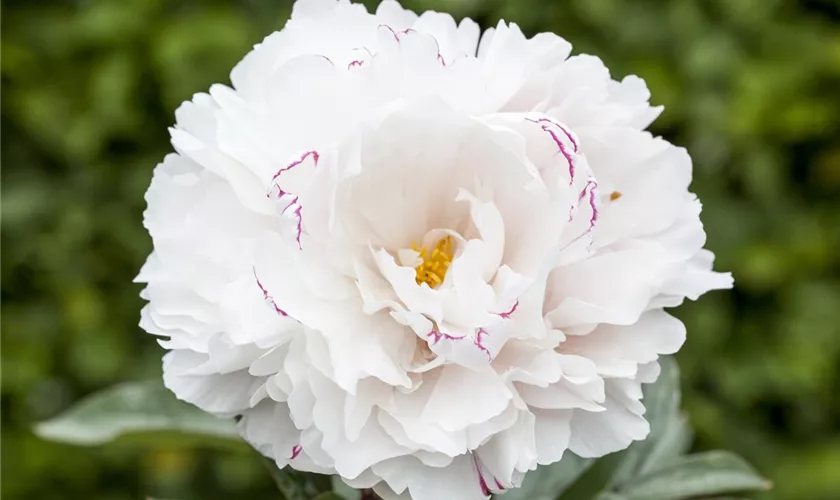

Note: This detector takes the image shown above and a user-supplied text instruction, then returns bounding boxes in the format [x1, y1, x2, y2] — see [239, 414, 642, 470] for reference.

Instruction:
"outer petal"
[163, 350, 265, 415]
[567, 380, 651, 457]
[559, 310, 686, 377]
[373, 455, 490, 500]
[422, 365, 512, 432]
[546, 246, 676, 328]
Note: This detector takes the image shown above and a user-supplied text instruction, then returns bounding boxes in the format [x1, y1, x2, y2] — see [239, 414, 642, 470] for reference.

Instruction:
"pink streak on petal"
[426, 327, 466, 345]
[530, 117, 579, 152]
[558, 124, 579, 152]
[423, 32, 447, 67]
[316, 54, 334, 66]
[379, 25, 445, 66]
[478, 476, 490, 496]
[562, 178, 601, 252]
[267, 187, 303, 250]
[253, 268, 289, 317]
[269, 151, 319, 250]
[290, 445, 302, 459]
[580, 178, 599, 230]
[378, 24, 400, 41]
[496, 300, 519, 319]
[348, 59, 364, 69]
[474, 328, 493, 361]
[426, 329, 441, 345]
[291, 204, 304, 249]
[353, 46, 374, 57]
[527, 118, 576, 184]
[472, 454, 491, 497]
[543, 126, 575, 183]
[271, 150, 320, 183]
[494, 478, 505, 491]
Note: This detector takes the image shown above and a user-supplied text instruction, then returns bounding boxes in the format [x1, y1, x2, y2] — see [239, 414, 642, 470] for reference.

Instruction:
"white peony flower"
[137, 0, 733, 498]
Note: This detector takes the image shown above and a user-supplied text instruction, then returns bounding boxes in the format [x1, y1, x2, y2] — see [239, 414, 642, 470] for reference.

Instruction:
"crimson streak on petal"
[561, 178, 600, 252]
[472, 453, 504, 496]
[270, 150, 320, 183]
[579, 178, 599, 231]
[426, 327, 466, 345]
[268, 150, 320, 250]
[253, 268, 289, 317]
[527, 117, 578, 185]
[496, 300, 519, 319]
[529, 116, 579, 152]
[474, 328, 493, 361]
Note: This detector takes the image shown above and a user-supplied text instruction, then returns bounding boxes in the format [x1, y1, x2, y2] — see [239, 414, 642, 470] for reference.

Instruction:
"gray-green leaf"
[260, 455, 332, 500]
[611, 357, 691, 487]
[620, 451, 771, 500]
[593, 493, 628, 500]
[558, 451, 628, 500]
[503, 453, 593, 500]
[331, 475, 361, 500]
[34, 381, 238, 445]
[312, 493, 346, 500]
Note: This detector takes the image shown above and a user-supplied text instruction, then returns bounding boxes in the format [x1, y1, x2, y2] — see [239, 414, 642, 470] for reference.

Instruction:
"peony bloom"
[137, 0, 732, 498]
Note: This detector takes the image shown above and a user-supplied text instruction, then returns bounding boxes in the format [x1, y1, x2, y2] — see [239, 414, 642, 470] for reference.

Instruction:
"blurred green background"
[2, 0, 840, 498]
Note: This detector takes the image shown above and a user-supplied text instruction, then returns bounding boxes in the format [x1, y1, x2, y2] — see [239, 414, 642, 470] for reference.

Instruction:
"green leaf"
[312, 493, 346, 500]
[331, 475, 361, 500]
[641, 412, 692, 474]
[639, 361, 693, 474]
[558, 452, 627, 500]
[611, 357, 692, 486]
[502, 453, 592, 500]
[312, 491, 345, 500]
[593, 493, 628, 500]
[34, 381, 238, 445]
[619, 451, 771, 500]
[260, 455, 331, 500]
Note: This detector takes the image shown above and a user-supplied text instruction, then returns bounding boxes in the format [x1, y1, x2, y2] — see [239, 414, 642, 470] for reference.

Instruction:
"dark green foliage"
[2, 0, 839, 498]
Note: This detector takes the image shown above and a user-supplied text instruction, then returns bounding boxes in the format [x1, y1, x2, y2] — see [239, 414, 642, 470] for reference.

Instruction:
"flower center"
[412, 236, 454, 288]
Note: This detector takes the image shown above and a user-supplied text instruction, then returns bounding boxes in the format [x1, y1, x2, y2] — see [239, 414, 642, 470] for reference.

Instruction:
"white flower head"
[137, 0, 732, 498]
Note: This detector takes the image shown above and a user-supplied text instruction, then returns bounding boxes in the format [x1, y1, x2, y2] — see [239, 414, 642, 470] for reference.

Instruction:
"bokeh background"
[3, 0, 840, 498]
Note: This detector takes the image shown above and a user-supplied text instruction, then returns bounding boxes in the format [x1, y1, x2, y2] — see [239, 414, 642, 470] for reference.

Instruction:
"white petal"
[546, 246, 675, 327]
[376, 0, 417, 29]
[374, 455, 489, 500]
[476, 412, 537, 485]
[163, 350, 263, 414]
[533, 409, 573, 465]
[422, 365, 512, 431]
[560, 310, 686, 376]
[238, 401, 300, 466]
[292, 0, 339, 20]
[567, 386, 650, 457]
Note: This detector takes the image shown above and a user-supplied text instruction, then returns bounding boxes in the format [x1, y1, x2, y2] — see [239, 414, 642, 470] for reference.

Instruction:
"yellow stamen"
[412, 236, 454, 288]
[609, 191, 622, 201]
